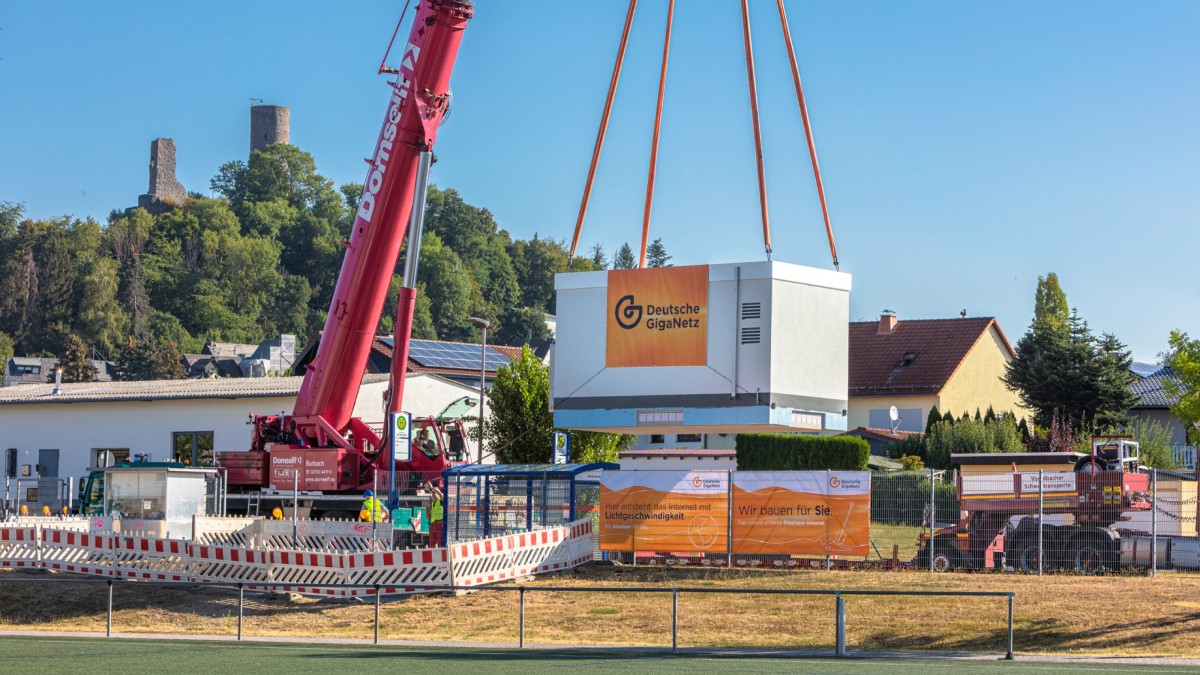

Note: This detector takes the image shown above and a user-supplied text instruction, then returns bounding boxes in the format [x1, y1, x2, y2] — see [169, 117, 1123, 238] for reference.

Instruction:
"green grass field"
[0, 637, 1194, 675]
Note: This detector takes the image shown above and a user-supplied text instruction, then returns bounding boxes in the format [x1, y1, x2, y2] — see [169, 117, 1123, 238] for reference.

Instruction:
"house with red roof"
[848, 313, 1026, 433]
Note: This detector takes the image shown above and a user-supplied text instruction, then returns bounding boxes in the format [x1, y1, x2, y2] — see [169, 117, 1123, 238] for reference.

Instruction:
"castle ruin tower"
[137, 138, 187, 214]
[250, 105, 290, 153]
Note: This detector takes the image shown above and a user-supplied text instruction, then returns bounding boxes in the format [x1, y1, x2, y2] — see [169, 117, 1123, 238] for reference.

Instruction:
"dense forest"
[0, 144, 670, 376]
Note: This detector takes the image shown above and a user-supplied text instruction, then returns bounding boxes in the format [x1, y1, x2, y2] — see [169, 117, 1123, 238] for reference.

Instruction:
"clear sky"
[1, 1, 1196, 363]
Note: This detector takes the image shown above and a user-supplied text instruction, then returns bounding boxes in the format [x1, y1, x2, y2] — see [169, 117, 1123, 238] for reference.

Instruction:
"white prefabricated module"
[551, 260, 850, 435]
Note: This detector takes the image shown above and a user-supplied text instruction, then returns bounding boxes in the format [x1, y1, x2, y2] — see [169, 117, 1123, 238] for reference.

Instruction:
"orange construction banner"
[599, 471, 728, 553]
[606, 265, 708, 368]
[732, 472, 871, 556]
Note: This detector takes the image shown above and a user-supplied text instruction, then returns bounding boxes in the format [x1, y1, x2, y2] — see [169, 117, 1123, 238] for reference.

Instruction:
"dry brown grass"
[2, 565, 1199, 656]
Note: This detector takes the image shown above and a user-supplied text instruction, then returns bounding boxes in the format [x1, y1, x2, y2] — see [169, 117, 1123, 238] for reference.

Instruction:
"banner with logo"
[599, 471, 728, 553]
[390, 411, 413, 462]
[606, 265, 708, 368]
[731, 471, 871, 556]
[553, 432, 570, 464]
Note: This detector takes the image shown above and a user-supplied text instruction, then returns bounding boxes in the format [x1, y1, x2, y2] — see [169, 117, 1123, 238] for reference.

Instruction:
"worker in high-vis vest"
[427, 483, 444, 544]
[360, 489, 388, 523]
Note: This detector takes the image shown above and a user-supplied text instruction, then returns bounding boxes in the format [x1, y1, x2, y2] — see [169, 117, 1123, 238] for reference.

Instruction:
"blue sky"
[1, 1, 1196, 362]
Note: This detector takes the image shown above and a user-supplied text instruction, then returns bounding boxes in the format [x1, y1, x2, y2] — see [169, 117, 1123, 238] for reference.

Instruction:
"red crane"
[219, 1, 475, 513]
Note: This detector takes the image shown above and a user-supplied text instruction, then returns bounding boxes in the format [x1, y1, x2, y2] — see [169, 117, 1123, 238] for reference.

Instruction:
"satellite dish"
[889, 406, 899, 422]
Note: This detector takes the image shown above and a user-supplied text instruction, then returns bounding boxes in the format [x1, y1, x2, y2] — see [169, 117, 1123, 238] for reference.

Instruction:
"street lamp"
[467, 317, 491, 463]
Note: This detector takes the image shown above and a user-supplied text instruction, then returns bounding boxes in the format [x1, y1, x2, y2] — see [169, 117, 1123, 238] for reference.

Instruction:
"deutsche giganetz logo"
[829, 476, 841, 489]
[614, 294, 643, 329]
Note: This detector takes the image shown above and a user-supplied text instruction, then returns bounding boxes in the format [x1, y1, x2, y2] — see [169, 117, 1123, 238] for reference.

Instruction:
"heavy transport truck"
[918, 439, 1200, 573]
[212, 0, 478, 518]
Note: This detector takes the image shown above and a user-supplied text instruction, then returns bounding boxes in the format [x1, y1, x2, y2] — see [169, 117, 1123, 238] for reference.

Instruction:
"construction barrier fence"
[0, 517, 595, 597]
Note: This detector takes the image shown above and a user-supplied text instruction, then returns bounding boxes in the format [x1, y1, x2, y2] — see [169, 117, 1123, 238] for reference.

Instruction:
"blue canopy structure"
[441, 463, 616, 546]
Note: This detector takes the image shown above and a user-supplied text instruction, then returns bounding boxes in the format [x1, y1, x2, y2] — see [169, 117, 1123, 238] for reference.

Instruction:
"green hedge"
[870, 472, 958, 526]
[735, 433, 870, 471]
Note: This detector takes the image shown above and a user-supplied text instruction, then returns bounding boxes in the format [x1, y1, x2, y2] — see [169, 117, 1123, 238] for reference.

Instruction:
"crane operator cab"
[1074, 437, 1140, 474]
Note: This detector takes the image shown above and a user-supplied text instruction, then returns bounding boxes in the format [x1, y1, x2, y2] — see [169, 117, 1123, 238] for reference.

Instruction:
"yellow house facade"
[847, 314, 1026, 434]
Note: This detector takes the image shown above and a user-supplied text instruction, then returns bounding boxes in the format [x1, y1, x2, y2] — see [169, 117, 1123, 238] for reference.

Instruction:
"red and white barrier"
[262, 549, 347, 596]
[0, 526, 42, 569]
[343, 547, 451, 597]
[41, 527, 113, 576]
[2, 516, 596, 597]
[111, 535, 190, 582]
[189, 542, 271, 585]
[450, 518, 594, 586]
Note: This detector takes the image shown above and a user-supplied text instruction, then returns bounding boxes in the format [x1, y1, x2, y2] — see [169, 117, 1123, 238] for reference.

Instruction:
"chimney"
[878, 312, 898, 335]
[52, 368, 62, 395]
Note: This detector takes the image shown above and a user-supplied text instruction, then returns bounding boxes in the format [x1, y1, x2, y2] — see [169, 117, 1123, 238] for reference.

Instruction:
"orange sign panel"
[731, 472, 871, 556]
[599, 471, 728, 553]
[606, 265, 708, 368]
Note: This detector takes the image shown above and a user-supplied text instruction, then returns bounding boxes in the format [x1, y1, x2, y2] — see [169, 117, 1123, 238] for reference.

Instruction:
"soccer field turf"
[0, 637, 1195, 674]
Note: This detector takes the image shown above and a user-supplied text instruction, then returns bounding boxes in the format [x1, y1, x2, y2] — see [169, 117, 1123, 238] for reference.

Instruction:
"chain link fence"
[597, 467, 1200, 575]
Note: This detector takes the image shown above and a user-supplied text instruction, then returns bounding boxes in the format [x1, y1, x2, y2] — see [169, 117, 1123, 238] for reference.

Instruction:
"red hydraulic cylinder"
[292, 1, 474, 443]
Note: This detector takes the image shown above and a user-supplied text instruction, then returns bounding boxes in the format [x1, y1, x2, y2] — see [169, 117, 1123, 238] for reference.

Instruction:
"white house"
[0, 372, 486, 491]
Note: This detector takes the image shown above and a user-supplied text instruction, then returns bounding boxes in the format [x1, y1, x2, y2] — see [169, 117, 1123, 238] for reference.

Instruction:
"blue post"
[483, 475, 492, 539]
[525, 475, 534, 532]
[569, 474, 577, 522]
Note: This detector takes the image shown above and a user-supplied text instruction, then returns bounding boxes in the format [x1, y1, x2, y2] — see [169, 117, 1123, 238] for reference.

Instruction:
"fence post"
[238, 583, 244, 641]
[727, 470, 733, 570]
[1150, 468, 1158, 577]
[292, 469, 299, 550]
[374, 585, 381, 644]
[835, 593, 846, 657]
[671, 589, 679, 653]
[928, 468, 935, 573]
[519, 587, 525, 648]
[1037, 469, 1043, 577]
[1006, 593, 1014, 660]
[106, 580, 113, 637]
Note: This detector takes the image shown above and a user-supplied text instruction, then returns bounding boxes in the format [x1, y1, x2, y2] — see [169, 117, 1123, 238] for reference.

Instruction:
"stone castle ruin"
[136, 138, 187, 214]
[134, 105, 290, 213]
[250, 105, 290, 153]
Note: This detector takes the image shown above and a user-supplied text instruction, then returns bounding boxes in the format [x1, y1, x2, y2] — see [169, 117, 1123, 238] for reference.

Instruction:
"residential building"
[183, 334, 296, 379]
[4, 358, 114, 387]
[1129, 362, 1195, 468]
[848, 313, 1025, 433]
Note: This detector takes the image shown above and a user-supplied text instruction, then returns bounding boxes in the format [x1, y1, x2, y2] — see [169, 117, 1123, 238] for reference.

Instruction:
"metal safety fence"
[0, 517, 594, 598]
[596, 467, 1200, 575]
[0, 575, 1016, 659]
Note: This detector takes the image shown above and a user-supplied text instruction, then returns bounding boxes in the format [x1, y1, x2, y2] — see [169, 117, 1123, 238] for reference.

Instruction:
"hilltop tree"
[485, 345, 553, 464]
[0, 331, 14, 368]
[116, 336, 184, 381]
[1165, 330, 1200, 444]
[1034, 272, 1070, 333]
[54, 334, 97, 383]
[646, 237, 671, 268]
[612, 242, 637, 270]
[589, 243, 608, 270]
[1004, 305, 1137, 433]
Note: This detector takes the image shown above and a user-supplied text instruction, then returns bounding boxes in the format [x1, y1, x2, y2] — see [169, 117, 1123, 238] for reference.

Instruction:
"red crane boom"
[224, 1, 474, 501]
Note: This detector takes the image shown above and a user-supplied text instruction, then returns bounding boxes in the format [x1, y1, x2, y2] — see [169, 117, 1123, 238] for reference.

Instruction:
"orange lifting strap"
[570, 0, 840, 269]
